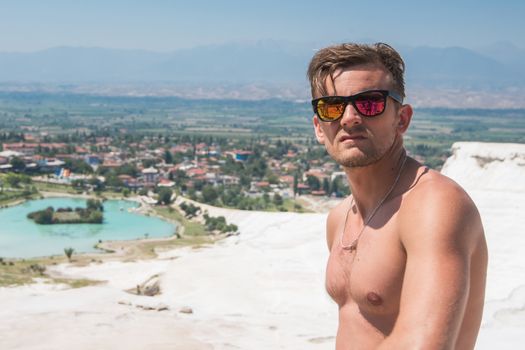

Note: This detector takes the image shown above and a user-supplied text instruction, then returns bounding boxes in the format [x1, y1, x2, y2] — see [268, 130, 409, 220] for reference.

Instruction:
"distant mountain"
[0, 41, 524, 90]
[473, 41, 525, 77]
[0, 47, 169, 82]
[402, 45, 523, 89]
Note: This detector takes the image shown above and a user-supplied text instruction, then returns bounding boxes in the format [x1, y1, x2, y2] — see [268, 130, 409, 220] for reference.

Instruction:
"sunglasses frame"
[311, 89, 403, 122]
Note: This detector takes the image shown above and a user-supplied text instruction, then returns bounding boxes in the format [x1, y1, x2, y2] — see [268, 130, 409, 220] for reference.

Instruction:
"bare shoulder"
[326, 197, 351, 251]
[400, 167, 485, 253]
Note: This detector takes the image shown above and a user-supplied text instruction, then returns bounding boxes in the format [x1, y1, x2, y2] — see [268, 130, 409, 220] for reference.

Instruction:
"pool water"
[0, 197, 176, 258]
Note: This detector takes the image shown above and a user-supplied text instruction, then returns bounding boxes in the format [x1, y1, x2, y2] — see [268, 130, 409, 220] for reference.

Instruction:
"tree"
[273, 193, 283, 206]
[293, 173, 299, 197]
[142, 159, 157, 168]
[5, 173, 22, 188]
[201, 185, 219, 204]
[64, 247, 75, 262]
[179, 202, 200, 218]
[10, 157, 26, 171]
[173, 169, 188, 185]
[71, 179, 86, 190]
[157, 188, 173, 205]
[64, 159, 93, 174]
[88, 177, 105, 192]
[306, 175, 321, 191]
[331, 176, 350, 197]
[164, 150, 173, 164]
[86, 199, 104, 211]
[116, 163, 139, 177]
[323, 178, 331, 195]
[266, 173, 279, 185]
[105, 172, 124, 188]
[239, 174, 251, 188]
[87, 210, 103, 223]
[30, 207, 55, 224]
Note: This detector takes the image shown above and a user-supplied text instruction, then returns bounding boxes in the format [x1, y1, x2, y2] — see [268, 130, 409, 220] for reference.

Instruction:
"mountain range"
[0, 40, 524, 91]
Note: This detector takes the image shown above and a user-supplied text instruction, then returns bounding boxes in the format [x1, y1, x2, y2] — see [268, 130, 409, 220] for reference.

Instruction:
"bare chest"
[325, 220, 406, 317]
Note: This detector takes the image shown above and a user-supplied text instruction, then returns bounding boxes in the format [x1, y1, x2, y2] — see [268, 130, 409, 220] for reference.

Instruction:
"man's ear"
[397, 104, 413, 134]
[313, 115, 325, 144]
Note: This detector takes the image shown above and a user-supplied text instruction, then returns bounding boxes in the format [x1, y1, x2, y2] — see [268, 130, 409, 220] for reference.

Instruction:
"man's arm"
[378, 179, 485, 349]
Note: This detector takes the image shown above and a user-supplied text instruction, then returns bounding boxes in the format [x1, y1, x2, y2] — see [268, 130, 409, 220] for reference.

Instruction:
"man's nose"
[340, 103, 363, 127]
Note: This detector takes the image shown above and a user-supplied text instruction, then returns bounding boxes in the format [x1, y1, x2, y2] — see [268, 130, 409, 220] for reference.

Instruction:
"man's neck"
[344, 145, 407, 219]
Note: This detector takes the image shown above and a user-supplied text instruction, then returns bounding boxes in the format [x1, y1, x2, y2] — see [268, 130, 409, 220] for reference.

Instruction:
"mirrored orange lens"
[318, 100, 345, 120]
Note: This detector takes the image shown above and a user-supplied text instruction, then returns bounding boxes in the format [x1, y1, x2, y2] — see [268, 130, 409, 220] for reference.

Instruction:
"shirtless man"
[307, 43, 488, 349]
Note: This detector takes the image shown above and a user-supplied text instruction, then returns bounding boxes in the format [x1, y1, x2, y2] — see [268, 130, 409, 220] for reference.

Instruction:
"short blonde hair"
[307, 42, 406, 99]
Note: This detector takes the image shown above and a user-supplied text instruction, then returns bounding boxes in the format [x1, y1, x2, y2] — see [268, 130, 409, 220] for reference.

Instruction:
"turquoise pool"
[0, 197, 177, 258]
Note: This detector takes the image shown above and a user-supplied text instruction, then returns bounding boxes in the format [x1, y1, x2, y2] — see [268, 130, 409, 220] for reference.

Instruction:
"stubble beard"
[328, 131, 397, 169]
[329, 147, 384, 168]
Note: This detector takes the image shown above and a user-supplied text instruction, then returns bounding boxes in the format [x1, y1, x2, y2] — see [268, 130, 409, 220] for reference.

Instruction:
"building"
[142, 167, 159, 186]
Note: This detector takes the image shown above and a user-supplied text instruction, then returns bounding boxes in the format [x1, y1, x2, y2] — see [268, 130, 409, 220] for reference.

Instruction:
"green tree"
[64, 247, 75, 262]
[239, 174, 251, 188]
[293, 173, 299, 197]
[142, 159, 157, 168]
[87, 210, 103, 223]
[105, 172, 124, 188]
[201, 185, 219, 204]
[10, 157, 26, 171]
[157, 187, 173, 205]
[323, 178, 331, 195]
[164, 150, 173, 164]
[88, 177, 105, 192]
[173, 169, 188, 185]
[180, 202, 200, 218]
[273, 193, 283, 206]
[64, 159, 93, 174]
[71, 179, 86, 190]
[28, 207, 54, 224]
[116, 164, 139, 177]
[5, 173, 21, 188]
[266, 173, 279, 185]
[306, 175, 321, 191]
[86, 199, 104, 211]
[331, 177, 350, 197]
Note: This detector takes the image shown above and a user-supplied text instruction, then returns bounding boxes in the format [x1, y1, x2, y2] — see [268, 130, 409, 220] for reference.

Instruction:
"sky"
[0, 0, 523, 52]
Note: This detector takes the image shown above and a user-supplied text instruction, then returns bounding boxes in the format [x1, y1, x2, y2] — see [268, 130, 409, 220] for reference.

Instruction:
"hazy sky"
[0, 0, 523, 52]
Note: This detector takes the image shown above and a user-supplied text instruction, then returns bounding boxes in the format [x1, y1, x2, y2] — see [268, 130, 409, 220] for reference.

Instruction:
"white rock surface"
[441, 142, 525, 192]
[441, 142, 525, 349]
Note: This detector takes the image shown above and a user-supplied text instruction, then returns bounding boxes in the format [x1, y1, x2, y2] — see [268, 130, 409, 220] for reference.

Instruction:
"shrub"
[64, 247, 75, 262]
[157, 188, 173, 205]
[29, 264, 46, 275]
[87, 210, 103, 223]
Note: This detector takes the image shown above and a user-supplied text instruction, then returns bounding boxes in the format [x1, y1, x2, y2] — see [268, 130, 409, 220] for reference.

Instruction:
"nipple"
[366, 292, 383, 306]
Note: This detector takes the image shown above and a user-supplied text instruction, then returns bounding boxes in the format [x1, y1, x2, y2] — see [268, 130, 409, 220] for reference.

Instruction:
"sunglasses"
[311, 89, 403, 122]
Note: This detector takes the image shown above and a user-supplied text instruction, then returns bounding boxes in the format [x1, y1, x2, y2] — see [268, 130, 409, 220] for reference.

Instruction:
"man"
[308, 43, 488, 349]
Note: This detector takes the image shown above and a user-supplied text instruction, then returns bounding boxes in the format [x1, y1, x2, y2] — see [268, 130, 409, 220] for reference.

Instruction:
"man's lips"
[339, 134, 367, 142]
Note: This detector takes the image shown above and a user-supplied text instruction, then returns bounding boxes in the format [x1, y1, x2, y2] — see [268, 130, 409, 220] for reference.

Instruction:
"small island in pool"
[27, 199, 104, 225]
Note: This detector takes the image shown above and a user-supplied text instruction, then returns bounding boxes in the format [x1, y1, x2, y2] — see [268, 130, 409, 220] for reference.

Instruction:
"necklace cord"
[340, 153, 408, 251]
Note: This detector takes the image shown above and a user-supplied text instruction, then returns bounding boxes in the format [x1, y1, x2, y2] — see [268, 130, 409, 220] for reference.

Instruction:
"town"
[2, 91, 519, 211]
[0, 131, 350, 211]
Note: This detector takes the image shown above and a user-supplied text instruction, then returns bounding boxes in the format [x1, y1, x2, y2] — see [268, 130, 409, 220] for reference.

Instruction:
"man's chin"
[334, 153, 381, 168]
[341, 159, 377, 168]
